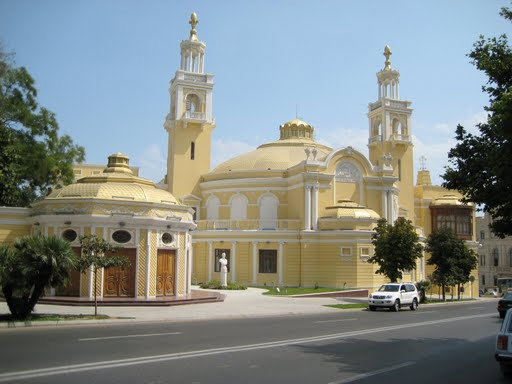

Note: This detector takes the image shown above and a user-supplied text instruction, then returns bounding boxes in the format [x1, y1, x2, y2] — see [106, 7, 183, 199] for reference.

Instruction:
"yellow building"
[164, 14, 479, 296]
[0, 153, 196, 301]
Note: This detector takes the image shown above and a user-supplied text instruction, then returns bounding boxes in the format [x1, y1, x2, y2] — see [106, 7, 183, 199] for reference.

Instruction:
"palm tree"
[0, 236, 77, 319]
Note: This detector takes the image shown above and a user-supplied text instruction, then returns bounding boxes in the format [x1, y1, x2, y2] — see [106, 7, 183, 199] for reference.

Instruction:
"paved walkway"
[0, 287, 344, 326]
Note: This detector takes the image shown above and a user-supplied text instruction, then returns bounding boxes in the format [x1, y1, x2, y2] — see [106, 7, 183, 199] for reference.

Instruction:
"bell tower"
[165, 12, 215, 202]
[367, 46, 414, 222]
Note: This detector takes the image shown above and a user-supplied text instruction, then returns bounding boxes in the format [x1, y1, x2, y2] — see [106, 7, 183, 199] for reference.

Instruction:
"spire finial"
[383, 45, 392, 70]
[189, 12, 199, 41]
[419, 155, 427, 170]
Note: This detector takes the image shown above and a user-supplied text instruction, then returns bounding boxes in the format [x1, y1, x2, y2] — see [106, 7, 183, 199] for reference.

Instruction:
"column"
[189, 238, 194, 289]
[135, 229, 140, 298]
[278, 241, 284, 286]
[189, 51, 193, 72]
[200, 53, 204, 73]
[145, 229, 151, 298]
[252, 241, 258, 285]
[231, 241, 237, 283]
[381, 190, 388, 221]
[387, 191, 394, 224]
[312, 185, 318, 231]
[378, 82, 381, 99]
[304, 186, 311, 230]
[208, 241, 213, 281]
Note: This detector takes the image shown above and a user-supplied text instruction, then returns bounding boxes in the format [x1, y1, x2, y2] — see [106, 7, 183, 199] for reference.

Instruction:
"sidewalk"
[0, 287, 343, 327]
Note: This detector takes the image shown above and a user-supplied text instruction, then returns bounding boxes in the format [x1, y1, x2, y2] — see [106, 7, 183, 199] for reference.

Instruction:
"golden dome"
[211, 119, 330, 174]
[43, 153, 179, 206]
[430, 194, 472, 207]
[324, 200, 380, 220]
[279, 118, 315, 141]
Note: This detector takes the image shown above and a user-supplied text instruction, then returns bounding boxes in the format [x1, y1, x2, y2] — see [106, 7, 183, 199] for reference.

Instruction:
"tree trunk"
[94, 267, 98, 317]
[442, 284, 445, 301]
[457, 284, 461, 300]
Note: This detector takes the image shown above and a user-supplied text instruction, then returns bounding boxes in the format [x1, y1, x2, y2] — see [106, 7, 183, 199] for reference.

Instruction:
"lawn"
[0, 314, 132, 322]
[325, 303, 368, 309]
[259, 287, 345, 296]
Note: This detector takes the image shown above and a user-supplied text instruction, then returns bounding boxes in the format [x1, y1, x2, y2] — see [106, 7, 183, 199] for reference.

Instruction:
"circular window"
[62, 229, 77, 243]
[161, 232, 174, 245]
[112, 230, 132, 244]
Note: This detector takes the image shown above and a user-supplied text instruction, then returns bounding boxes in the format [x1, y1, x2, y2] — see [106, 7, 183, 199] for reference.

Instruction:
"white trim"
[278, 241, 284, 285]
[31, 198, 191, 212]
[252, 241, 258, 284]
[135, 228, 140, 298]
[192, 237, 373, 244]
[0, 219, 29, 225]
[0, 207, 31, 214]
[208, 241, 213, 281]
[231, 241, 236, 283]
[145, 230, 151, 299]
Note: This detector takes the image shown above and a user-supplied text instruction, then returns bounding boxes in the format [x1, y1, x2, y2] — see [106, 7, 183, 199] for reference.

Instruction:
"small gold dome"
[430, 194, 472, 207]
[279, 118, 314, 141]
[324, 200, 380, 220]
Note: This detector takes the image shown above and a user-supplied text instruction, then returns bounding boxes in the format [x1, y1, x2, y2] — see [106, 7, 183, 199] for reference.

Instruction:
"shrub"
[199, 280, 247, 290]
[416, 280, 431, 304]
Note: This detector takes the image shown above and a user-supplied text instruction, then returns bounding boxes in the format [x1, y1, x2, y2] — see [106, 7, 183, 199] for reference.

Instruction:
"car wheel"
[369, 305, 376, 311]
[410, 298, 418, 311]
[501, 362, 512, 377]
[391, 299, 400, 312]
[500, 311, 506, 319]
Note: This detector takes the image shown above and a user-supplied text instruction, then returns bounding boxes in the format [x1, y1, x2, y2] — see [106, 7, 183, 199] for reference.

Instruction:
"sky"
[0, 0, 510, 185]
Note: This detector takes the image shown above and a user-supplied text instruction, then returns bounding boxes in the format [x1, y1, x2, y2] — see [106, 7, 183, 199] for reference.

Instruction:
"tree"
[442, 4, 512, 238]
[368, 218, 424, 283]
[426, 227, 478, 301]
[77, 235, 130, 316]
[0, 46, 85, 207]
[0, 236, 77, 319]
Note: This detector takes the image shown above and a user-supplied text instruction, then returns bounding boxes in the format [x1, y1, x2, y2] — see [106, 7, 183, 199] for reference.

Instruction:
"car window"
[400, 285, 405, 291]
[406, 284, 415, 292]
[378, 285, 399, 292]
[504, 293, 512, 300]
[507, 315, 512, 332]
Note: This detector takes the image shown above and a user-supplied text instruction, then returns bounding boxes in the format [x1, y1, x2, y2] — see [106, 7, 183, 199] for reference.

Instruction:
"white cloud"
[134, 143, 167, 182]
[211, 138, 255, 169]
[317, 126, 369, 157]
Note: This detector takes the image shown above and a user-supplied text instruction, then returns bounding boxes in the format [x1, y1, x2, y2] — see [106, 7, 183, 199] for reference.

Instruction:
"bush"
[199, 280, 247, 290]
[416, 280, 431, 304]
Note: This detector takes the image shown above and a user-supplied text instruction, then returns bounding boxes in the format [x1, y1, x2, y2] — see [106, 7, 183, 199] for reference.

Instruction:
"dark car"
[498, 293, 512, 319]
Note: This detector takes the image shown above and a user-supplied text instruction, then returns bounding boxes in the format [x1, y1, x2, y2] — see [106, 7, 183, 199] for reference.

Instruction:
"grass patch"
[422, 298, 477, 304]
[325, 303, 368, 309]
[258, 287, 345, 296]
[199, 280, 247, 290]
[0, 313, 123, 322]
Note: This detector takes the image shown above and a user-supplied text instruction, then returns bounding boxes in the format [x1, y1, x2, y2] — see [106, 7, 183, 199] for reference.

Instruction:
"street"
[0, 300, 504, 383]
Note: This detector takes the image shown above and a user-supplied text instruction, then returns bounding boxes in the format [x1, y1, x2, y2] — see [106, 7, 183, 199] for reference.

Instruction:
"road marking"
[471, 306, 485, 309]
[412, 310, 437, 314]
[78, 332, 182, 341]
[0, 312, 494, 382]
[328, 361, 415, 384]
[315, 318, 358, 323]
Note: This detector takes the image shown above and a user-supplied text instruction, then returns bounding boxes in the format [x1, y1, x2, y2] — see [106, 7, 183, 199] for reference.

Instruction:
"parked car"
[479, 288, 485, 297]
[368, 283, 419, 312]
[495, 307, 512, 376]
[498, 293, 512, 319]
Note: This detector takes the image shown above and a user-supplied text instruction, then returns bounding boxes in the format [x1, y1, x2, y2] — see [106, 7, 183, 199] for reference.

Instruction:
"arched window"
[259, 194, 278, 230]
[493, 248, 499, 267]
[230, 194, 248, 220]
[206, 195, 220, 220]
[185, 93, 201, 113]
[392, 118, 402, 136]
[373, 120, 382, 137]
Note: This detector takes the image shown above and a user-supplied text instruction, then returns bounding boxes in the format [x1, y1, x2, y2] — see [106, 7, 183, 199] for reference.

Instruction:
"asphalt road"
[0, 300, 505, 384]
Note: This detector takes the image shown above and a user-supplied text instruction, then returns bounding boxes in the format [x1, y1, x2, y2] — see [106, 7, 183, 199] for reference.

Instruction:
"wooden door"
[103, 249, 136, 297]
[56, 247, 81, 296]
[156, 249, 176, 296]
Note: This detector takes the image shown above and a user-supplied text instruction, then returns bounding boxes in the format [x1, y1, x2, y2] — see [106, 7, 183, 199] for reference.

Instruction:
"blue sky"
[1, 0, 510, 185]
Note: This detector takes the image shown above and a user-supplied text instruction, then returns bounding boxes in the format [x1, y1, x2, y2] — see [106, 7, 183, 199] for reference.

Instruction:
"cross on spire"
[384, 45, 392, 70]
[419, 155, 427, 170]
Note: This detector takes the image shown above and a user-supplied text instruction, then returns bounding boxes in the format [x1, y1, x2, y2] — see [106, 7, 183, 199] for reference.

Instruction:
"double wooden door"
[156, 249, 176, 296]
[103, 249, 136, 297]
[56, 247, 81, 296]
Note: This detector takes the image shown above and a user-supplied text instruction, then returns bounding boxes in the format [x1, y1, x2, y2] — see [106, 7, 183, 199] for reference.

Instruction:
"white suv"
[368, 283, 419, 312]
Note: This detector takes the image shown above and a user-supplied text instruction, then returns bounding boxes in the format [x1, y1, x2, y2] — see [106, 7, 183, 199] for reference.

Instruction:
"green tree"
[77, 235, 130, 316]
[0, 46, 85, 207]
[426, 227, 478, 301]
[442, 5, 512, 238]
[368, 218, 424, 283]
[0, 236, 77, 319]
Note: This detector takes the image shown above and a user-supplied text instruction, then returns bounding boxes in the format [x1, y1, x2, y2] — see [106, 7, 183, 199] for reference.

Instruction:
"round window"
[112, 230, 132, 244]
[161, 232, 174, 245]
[62, 229, 77, 243]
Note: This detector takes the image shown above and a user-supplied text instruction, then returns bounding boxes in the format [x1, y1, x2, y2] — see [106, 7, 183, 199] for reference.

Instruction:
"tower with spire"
[367, 46, 415, 222]
[165, 12, 215, 205]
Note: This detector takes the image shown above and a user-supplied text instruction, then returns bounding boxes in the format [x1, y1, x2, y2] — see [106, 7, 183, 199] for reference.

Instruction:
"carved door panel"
[56, 247, 81, 296]
[103, 249, 136, 297]
[156, 249, 175, 296]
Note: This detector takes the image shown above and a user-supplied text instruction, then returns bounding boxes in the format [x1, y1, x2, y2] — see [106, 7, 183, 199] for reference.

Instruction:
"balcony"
[390, 134, 411, 143]
[368, 135, 382, 144]
[185, 111, 205, 120]
[195, 219, 301, 231]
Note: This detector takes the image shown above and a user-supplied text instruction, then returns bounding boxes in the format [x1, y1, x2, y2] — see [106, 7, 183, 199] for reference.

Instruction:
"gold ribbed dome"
[324, 200, 380, 220]
[430, 194, 472, 207]
[211, 119, 330, 174]
[43, 153, 179, 205]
